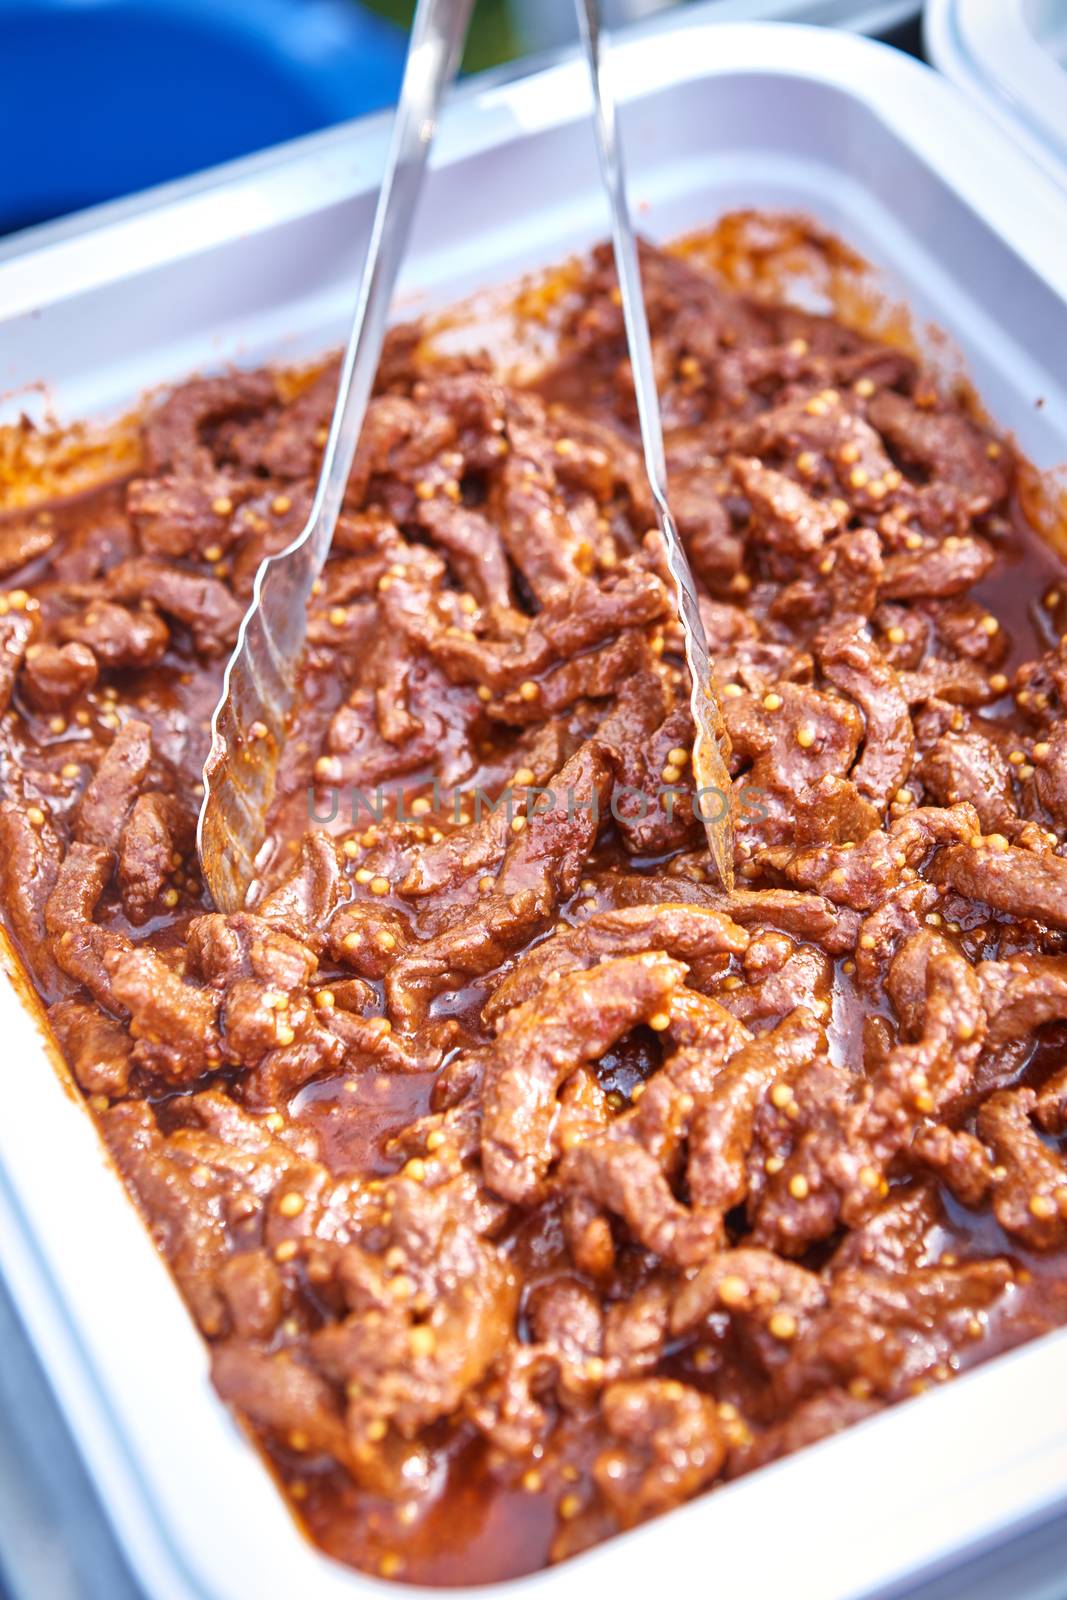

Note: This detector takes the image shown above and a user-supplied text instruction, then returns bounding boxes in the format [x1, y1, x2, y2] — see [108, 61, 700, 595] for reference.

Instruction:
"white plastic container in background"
[515, 0, 920, 53]
[2, 18, 1067, 1600]
[926, 0, 1067, 189]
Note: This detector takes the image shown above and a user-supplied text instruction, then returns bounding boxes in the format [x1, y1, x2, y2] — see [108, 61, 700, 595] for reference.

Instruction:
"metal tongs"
[198, 0, 734, 912]
[197, 0, 475, 912]
[574, 0, 735, 889]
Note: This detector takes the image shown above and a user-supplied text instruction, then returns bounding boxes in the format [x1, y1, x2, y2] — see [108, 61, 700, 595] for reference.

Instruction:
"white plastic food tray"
[926, 0, 1067, 191]
[2, 19, 1067, 1600]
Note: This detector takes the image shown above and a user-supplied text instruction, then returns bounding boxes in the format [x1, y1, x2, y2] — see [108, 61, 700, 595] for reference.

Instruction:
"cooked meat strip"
[978, 1089, 1067, 1251]
[74, 719, 153, 851]
[57, 598, 170, 668]
[932, 838, 1067, 930]
[118, 792, 195, 923]
[816, 620, 914, 808]
[866, 389, 1010, 514]
[45, 840, 128, 1005]
[879, 536, 995, 600]
[106, 557, 245, 654]
[103, 945, 223, 1084]
[483, 903, 748, 1023]
[480, 953, 688, 1206]
[918, 727, 1021, 837]
[20, 641, 98, 711]
[594, 1380, 727, 1527]
[0, 800, 63, 991]
[49, 998, 132, 1096]
[0, 517, 55, 576]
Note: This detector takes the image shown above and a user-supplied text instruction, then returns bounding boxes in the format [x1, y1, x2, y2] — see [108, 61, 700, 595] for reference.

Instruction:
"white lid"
[665, 0, 920, 28]
[926, 0, 1067, 188]
[516, 1, 920, 55]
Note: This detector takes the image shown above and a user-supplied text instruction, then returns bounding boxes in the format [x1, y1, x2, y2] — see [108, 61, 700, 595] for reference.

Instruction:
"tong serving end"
[197, 562, 299, 914]
[690, 685, 735, 895]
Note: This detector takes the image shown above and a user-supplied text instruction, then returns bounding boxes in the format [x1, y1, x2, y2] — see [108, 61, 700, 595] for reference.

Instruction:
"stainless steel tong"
[197, 0, 474, 912]
[574, 0, 735, 889]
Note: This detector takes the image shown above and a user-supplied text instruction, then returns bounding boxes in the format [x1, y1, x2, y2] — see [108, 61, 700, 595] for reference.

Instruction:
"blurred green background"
[362, 0, 687, 74]
[362, 0, 522, 72]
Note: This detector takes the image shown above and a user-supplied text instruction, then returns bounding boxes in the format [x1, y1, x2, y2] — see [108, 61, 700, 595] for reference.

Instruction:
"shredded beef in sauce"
[4, 228, 1067, 1583]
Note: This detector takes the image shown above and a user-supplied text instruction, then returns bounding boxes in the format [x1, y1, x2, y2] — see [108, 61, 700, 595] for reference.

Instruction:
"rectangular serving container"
[2, 14, 1067, 1600]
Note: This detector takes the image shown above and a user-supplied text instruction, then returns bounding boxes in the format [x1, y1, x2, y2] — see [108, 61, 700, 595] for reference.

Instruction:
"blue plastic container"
[0, 0, 407, 234]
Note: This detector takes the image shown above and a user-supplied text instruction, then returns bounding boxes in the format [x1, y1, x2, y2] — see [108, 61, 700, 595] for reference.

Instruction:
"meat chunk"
[0, 610, 38, 713]
[490, 396, 596, 600]
[144, 371, 277, 474]
[1033, 724, 1067, 828]
[0, 801, 63, 990]
[776, 1260, 1012, 1404]
[735, 392, 895, 508]
[719, 938, 831, 1030]
[556, 1005, 821, 1269]
[674, 473, 742, 584]
[0, 516, 55, 576]
[480, 953, 688, 1205]
[414, 496, 514, 611]
[385, 741, 615, 1025]
[731, 1390, 881, 1476]
[216, 1251, 285, 1341]
[20, 641, 98, 711]
[672, 1247, 826, 1340]
[867, 390, 1009, 514]
[879, 536, 995, 601]
[106, 558, 245, 654]
[979, 954, 1067, 1051]
[75, 720, 152, 851]
[118, 793, 195, 922]
[484, 902, 748, 1024]
[187, 911, 318, 992]
[212, 1343, 352, 1463]
[817, 620, 914, 808]
[127, 474, 236, 560]
[594, 1380, 727, 1527]
[103, 946, 223, 1084]
[752, 936, 984, 1255]
[58, 600, 170, 668]
[309, 1177, 518, 1447]
[45, 841, 125, 1004]
[103, 1097, 310, 1334]
[49, 999, 132, 1096]
[933, 839, 1067, 930]
[256, 833, 348, 951]
[732, 454, 841, 560]
[919, 727, 1019, 837]
[687, 1005, 827, 1212]
[978, 1089, 1067, 1251]
[228, 362, 337, 479]
[723, 680, 863, 830]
